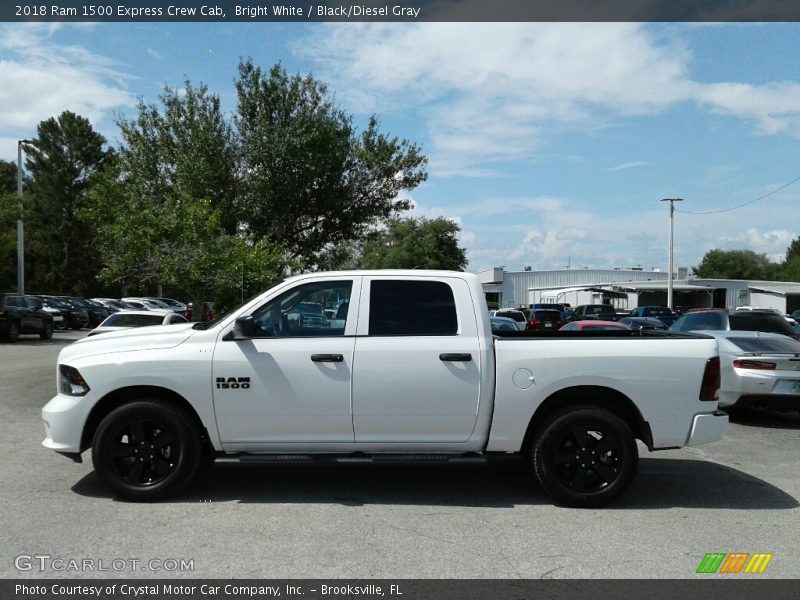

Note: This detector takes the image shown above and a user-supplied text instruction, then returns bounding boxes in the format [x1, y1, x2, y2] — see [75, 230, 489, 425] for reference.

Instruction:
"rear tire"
[4, 321, 20, 343]
[40, 321, 53, 340]
[92, 399, 202, 501]
[532, 407, 638, 507]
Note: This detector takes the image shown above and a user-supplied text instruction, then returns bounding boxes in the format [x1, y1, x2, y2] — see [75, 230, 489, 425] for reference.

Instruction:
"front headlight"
[59, 365, 90, 396]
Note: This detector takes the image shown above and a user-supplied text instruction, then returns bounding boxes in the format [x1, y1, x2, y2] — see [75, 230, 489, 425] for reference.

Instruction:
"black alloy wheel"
[92, 400, 201, 501]
[532, 407, 638, 507]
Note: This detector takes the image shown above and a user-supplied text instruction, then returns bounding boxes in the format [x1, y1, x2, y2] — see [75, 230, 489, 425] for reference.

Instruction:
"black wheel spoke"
[126, 460, 144, 483]
[152, 455, 174, 476]
[571, 427, 590, 449]
[594, 436, 616, 455]
[130, 420, 145, 442]
[109, 443, 135, 458]
[153, 433, 174, 449]
[591, 461, 618, 484]
[556, 450, 576, 465]
[570, 466, 588, 490]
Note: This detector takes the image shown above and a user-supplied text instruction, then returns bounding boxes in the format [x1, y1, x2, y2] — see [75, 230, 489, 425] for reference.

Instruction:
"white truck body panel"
[489, 336, 720, 451]
[42, 270, 725, 463]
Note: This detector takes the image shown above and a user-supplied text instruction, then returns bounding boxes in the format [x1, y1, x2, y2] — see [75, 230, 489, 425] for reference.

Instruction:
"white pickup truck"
[42, 270, 727, 507]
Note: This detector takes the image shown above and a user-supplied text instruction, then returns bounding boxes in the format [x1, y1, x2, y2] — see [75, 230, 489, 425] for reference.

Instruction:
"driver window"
[251, 280, 353, 338]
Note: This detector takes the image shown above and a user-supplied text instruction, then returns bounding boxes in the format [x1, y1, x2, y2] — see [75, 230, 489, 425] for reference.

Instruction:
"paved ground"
[1, 330, 798, 579]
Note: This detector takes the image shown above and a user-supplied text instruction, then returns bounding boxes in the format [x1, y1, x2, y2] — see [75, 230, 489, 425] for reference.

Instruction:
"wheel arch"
[81, 385, 210, 452]
[522, 385, 653, 452]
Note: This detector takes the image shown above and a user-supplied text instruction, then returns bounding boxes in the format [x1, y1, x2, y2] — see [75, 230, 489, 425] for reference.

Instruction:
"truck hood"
[60, 324, 197, 362]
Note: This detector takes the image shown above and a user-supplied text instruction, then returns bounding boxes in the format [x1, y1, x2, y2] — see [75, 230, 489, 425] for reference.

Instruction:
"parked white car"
[87, 309, 188, 337]
[121, 297, 169, 311]
[698, 330, 800, 411]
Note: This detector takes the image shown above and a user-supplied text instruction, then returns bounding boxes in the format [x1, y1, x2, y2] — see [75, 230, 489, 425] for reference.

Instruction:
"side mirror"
[233, 316, 256, 340]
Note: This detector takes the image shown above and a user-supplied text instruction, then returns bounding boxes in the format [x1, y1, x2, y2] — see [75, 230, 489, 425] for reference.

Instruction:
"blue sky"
[2, 22, 800, 274]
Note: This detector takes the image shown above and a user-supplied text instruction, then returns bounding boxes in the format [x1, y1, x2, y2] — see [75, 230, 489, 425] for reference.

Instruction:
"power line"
[676, 173, 800, 215]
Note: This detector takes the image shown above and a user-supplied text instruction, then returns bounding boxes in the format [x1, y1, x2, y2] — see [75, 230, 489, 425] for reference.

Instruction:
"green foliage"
[0, 192, 17, 290]
[785, 238, 800, 262]
[0, 160, 16, 194]
[357, 216, 468, 271]
[692, 249, 776, 280]
[22, 111, 110, 294]
[89, 85, 289, 310]
[235, 60, 427, 267]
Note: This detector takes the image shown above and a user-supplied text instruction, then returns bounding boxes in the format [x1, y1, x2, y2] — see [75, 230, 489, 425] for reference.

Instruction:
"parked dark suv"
[0, 293, 55, 342]
[36, 295, 90, 330]
[671, 309, 799, 339]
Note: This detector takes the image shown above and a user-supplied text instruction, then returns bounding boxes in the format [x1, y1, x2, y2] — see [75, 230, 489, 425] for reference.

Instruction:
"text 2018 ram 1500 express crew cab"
[42, 270, 726, 507]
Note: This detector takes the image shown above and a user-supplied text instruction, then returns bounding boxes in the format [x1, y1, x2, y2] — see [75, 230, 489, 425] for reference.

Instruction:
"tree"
[693, 249, 777, 280]
[779, 237, 800, 282]
[89, 83, 287, 316]
[22, 111, 110, 294]
[0, 160, 15, 194]
[357, 216, 468, 271]
[235, 60, 427, 267]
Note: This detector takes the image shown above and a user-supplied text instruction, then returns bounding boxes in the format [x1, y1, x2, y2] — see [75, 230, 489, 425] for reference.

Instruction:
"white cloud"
[299, 23, 800, 177]
[608, 161, 649, 172]
[0, 24, 134, 159]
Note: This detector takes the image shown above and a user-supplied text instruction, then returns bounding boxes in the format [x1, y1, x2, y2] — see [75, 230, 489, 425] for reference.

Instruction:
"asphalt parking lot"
[1, 330, 799, 579]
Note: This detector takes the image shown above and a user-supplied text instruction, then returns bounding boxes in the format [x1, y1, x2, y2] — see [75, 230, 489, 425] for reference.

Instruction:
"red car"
[559, 320, 629, 331]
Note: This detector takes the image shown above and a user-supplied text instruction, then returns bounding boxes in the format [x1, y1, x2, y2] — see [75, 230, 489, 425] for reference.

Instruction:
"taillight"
[531, 319, 541, 325]
[700, 356, 720, 401]
[733, 359, 776, 370]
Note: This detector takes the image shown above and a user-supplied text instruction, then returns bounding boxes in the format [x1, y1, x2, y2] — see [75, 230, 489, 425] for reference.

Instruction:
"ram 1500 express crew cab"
[42, 271, 726, 506]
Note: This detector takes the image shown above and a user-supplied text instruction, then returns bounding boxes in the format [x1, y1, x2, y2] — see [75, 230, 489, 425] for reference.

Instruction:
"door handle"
[311, 354, 344, 362]
[439, 353, 472, 362]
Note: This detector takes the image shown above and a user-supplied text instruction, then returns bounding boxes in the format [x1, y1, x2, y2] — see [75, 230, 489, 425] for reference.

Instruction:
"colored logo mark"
[696, 552, 773, 574]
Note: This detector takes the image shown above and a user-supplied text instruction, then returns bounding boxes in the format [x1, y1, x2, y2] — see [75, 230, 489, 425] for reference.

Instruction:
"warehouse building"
[479, 267, 800, 313]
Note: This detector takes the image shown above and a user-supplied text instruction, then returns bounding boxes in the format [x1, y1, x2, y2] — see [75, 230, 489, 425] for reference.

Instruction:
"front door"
[212, 277, 360, 450]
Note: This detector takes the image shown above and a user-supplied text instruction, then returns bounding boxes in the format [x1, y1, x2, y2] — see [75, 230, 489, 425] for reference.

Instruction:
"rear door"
[351, 276, 482, 443]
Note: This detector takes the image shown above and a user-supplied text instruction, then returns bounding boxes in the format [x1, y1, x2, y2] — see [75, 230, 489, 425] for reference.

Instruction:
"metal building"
[479, 267, 670, 309]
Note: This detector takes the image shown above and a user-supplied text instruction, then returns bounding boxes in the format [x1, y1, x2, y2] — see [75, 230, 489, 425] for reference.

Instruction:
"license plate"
[545, 323, 552, 328]
[790, 381, 800, 394]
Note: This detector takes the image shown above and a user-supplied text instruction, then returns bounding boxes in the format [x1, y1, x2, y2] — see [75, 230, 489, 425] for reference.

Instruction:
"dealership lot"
[1, 332, 799, 579]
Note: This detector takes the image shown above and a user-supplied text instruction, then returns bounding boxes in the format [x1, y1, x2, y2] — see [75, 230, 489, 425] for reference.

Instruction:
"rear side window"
[535, 310, 561, 321]
[496, 310, 525, 323]
[729, 314, 794, 335]
[677, 312, 725, 331]
[729, 337, 800, 353]
[369, 280, 457, 336]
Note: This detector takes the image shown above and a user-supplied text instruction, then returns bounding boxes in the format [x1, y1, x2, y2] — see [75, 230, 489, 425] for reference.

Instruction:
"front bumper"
[686, 411, 728, 447]
[42, 393, 91, 455]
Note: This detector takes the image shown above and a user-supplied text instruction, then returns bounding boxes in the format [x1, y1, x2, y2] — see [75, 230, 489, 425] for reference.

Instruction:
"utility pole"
[17, 139, 34, 294]
[660, 198, 683, 310]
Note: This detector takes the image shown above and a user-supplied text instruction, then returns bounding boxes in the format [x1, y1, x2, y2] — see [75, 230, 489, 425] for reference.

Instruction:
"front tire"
[532, 407, 638, 507]
[92, 400, 201, 501]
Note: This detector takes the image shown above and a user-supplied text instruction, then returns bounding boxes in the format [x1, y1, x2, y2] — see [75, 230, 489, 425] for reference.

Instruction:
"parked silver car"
[699, 330, 800, 411]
